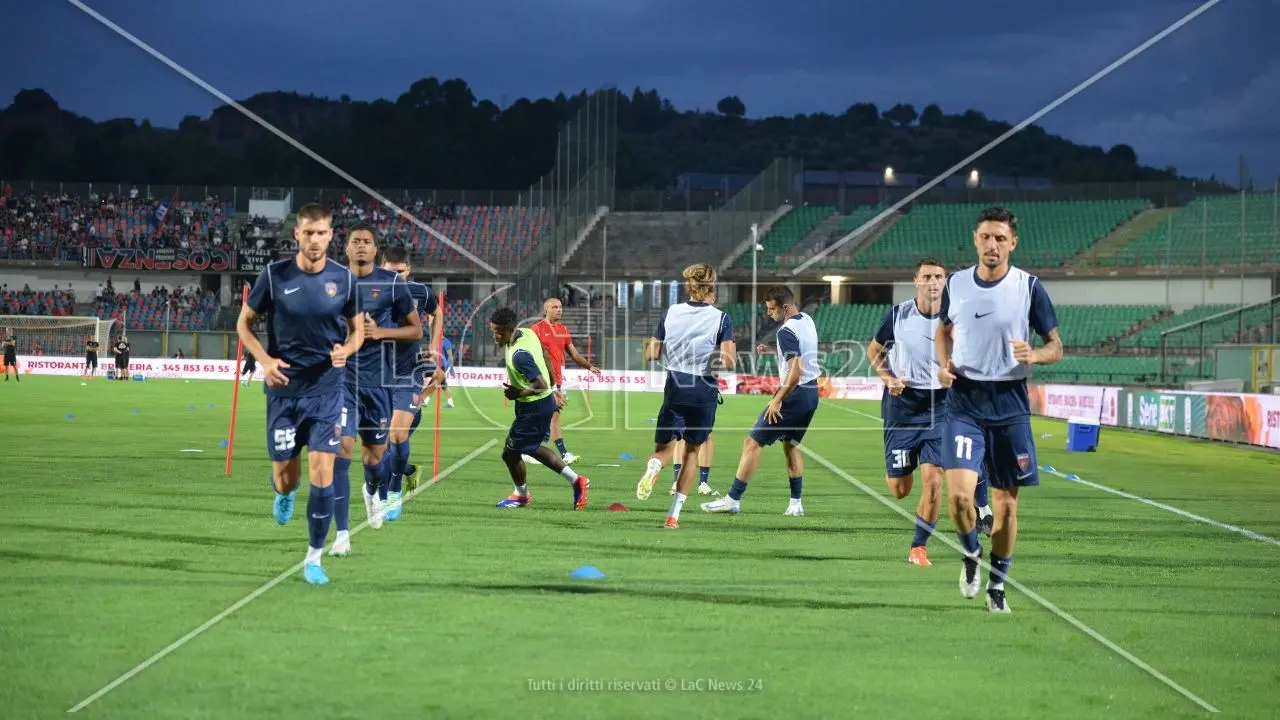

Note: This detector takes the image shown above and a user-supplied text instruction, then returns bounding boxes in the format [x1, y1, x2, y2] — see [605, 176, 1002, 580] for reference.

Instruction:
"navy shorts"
[884, 423, 944, 478]
[655, 401, 717, 446]
[944, 413, 1039, 489]
[391, 388, 421, 416]
[341, 384, 392, 445]
[749, 387, 819, 447]
[265, 393, 344, 461]
[506, 394, 557, 455]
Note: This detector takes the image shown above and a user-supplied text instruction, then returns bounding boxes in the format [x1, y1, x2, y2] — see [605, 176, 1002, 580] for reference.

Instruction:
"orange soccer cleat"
[908, 546, 932, 567]
[664, 516, 680, 529]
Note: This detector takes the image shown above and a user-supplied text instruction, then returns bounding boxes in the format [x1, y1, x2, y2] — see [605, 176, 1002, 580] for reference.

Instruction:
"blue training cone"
[187, 405, 196, 410]
[132, 408, 141, 414]
[219, 440, 229, 448]
[570, 565, 606, 580]
[64, 414, 75, 420]
[1065, 473, 1080, 481]
[619, 453, 634, 460]
[207, 403, 217, 408]
[1042, 465, 1056, 473]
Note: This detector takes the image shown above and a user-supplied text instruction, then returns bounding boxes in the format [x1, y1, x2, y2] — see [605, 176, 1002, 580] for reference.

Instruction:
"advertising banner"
[81, 247, 234, 272]
[236, 247, 279, 273]
[16, 355, 259, 381]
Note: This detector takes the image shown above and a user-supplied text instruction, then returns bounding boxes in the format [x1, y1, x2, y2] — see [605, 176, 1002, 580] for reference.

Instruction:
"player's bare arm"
[543, 346, 566, 408]
[237, 305, 289, 387]
[1013, 328, 1063, 366]
[935, 322, 955, 387]
[718, 340, 737, 371]
[765, 356, 802, 423]
[330, 315, 364, 368]
[566, 342, 601, 375]
[643, 337, 662, 362]
[428, 303, 444, 361]
[867, 338, 909, 396]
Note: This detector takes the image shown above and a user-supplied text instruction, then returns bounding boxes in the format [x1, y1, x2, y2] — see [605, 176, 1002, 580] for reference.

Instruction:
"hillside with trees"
[0, 79, 1183, 191]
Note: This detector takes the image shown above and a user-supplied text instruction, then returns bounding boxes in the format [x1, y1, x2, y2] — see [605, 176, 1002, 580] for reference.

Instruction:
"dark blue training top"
[396, 279, 439, 382]
[248, 258, 357, 399]
[346, 266, 416, 388]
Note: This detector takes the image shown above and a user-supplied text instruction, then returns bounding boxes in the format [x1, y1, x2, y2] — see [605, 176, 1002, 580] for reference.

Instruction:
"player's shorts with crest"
[391, 388, 422, 416]
[943, 412, 1039, 489]
[883, 423, 944, 478]
[655, 399, 717, 446]
[506, 394, 557, 455]
[749, 385, 819, 447]
[265, 392, 345, 461]
[341, 383, 392, 445]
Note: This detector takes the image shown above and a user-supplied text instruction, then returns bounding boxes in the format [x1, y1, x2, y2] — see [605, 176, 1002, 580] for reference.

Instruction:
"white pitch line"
[793, 0, 1225, 274]
[1042, 467, 1280, 547]
[63, 0, 499, 276]
[66, 440, 498, 714]
[798, 445, 1220, 713]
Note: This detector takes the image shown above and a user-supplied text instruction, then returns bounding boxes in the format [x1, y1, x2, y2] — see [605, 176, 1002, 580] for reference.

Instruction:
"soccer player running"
[702, 285, 816, 517]
[112, 335, 131, 382]
[531, 297, 602, 464]
[866, 258, 963, 567]
[635, 263, 736, 529]
[240, 351, 256, 387]
[937, 206, 1061, 613]
[334, 224, 421, 551]
[490, 307, 590, 510]
[379, 246, 444, 521]
[83, 335, 100, 379]
[2, 328, 17, 382]
[236, 202, 364, 585]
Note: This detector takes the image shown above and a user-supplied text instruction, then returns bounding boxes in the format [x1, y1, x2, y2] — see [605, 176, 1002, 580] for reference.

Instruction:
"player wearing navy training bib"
[332, 224, 421, 552]
[635, 263, 736, 529]
[236, 203, 363, 586]
[702, 285, 817, 518]
[2, 328, 17, 382]
[868, 259, 980, 568]
[380, 246, 443, 520]
[937, 206, 1062, 613]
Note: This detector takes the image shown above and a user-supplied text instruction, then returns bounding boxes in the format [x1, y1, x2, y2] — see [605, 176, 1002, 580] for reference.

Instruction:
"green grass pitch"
[2, 376, 1278, 718]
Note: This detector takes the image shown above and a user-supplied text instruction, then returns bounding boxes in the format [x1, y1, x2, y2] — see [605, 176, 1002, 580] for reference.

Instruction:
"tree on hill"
[0, 79, 1193, 190]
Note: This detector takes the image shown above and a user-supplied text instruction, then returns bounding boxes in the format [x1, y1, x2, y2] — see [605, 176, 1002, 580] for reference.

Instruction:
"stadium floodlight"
[0, 315, 116, 358]
[883, 166, 895, 184]
[968, 169, 981, 188]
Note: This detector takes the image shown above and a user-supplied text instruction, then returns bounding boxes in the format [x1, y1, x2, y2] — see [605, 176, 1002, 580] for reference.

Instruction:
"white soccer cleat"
[959, 555, 981, 599]
[636, 458, 662, 500]
[986, 587, 1011, 613]
[697, 482, 719, 496]
[783, 500, 805, 516]
[329, 533, 351, 557]
[669, 481, 677, 495]
[362, 486, 384, 530]
[701, 496, 739, 514]
[562, 452, 579, 465]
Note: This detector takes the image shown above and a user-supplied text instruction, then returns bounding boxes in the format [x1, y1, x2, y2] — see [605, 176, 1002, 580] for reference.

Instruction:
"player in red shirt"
[531, 298, 602, 464]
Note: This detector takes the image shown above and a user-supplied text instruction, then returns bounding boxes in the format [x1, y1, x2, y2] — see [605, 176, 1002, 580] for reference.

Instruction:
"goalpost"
[0, 315, 115, 358]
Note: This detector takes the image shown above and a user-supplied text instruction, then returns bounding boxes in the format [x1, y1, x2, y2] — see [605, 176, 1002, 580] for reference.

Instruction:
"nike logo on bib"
[974, 312, 994, 319]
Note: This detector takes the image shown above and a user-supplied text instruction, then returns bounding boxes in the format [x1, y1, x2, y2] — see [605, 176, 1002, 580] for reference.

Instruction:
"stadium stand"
[1, 288, 77, 316]
[1120, 305, 1235, 349]
[810, 303, 891, 343]
[1115, 193, 1280, 266]
[1052, 304, 1166, 348]
[738, 205, 834, 269]
[95, 287, 220, 332]
[850, 199, 1151, 268]
[564, 212, 714, 274]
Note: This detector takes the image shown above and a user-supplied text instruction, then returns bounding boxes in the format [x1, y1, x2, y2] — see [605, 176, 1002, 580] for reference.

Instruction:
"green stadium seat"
[1117, 193, 1280, 267]
[744, 206, 836, 269]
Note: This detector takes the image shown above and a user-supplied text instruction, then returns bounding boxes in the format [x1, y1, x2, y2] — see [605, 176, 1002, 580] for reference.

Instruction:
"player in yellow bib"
[489, 307, 590, 510]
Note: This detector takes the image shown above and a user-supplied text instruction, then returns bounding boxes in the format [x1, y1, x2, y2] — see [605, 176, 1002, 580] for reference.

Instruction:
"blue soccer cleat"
[384, 491, 402, 522]
[303, 562, 329, 585]
[496, 494, 531, 509]
[273, 490, 296, 525]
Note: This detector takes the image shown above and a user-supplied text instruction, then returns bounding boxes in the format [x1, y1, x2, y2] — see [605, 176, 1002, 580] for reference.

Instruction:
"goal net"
[0, 315, 116, 357]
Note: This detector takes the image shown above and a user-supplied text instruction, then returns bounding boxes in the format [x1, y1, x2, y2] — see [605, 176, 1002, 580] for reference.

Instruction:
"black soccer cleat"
[978, 513, 994, 537]
[986, 587, 1010, 613]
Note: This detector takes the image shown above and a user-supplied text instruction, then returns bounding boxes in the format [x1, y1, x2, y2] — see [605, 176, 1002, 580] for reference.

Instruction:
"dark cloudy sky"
[3, 0, 1277, 184]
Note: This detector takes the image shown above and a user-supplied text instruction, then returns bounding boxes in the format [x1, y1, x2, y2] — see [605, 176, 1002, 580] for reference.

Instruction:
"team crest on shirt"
[324, 282, 338, 298]
[370, 288, 381, 299]
[1016, 453, 1031, 471]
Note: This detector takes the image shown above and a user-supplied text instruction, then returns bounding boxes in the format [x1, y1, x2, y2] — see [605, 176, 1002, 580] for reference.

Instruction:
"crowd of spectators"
[0, 283, 78, 315]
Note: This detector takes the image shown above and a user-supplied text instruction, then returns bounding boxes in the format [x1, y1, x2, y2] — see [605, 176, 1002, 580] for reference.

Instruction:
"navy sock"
[390, 440, 410, 493]
[333, 458, 351, 532]
[975, 474, 990, 508]
[554, 438, 569, 456]
[699, 466, 711, 486]
[728, 478, 749, 501]
[375, 456, 391, 501]
[788, 475, 803, 500]
[385, 442, 402, 494]
[673, 464, 682, 484]
[364, 461, 379, 498]
[989, 554, 1012, 588]
[911, 515, 937, 548]
[958, 528, 981, 556]
[306, 484, 335, 550]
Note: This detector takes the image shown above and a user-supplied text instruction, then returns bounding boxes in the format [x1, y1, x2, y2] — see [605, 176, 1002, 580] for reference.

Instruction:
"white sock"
[335, 530, 350, 544]
[513, 484, 529, 498]
[305, 546, 323, 565]
[669, 492, 687, 519]
[559, 466, 579, 484]
[978, 505, 993, 518]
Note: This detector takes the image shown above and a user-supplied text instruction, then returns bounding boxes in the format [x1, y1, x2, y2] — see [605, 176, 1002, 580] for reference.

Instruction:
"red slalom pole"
[225, 284, 249, 476]
[432, 291, 445, 481]
[584, 335, 593, 415]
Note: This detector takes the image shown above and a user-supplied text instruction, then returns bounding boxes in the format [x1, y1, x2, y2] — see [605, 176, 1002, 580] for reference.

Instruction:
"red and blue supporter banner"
[80, 247, 234, 272]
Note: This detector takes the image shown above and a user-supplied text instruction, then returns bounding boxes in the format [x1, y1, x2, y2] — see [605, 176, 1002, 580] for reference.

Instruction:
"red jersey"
[531, 319, 572, 386]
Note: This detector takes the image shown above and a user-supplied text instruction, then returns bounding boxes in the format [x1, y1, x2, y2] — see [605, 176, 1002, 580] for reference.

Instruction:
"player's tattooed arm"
[1013, 328, 1062, 366]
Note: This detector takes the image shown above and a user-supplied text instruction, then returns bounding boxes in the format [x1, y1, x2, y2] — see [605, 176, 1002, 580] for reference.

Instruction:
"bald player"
[530, 297, 601, 464]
